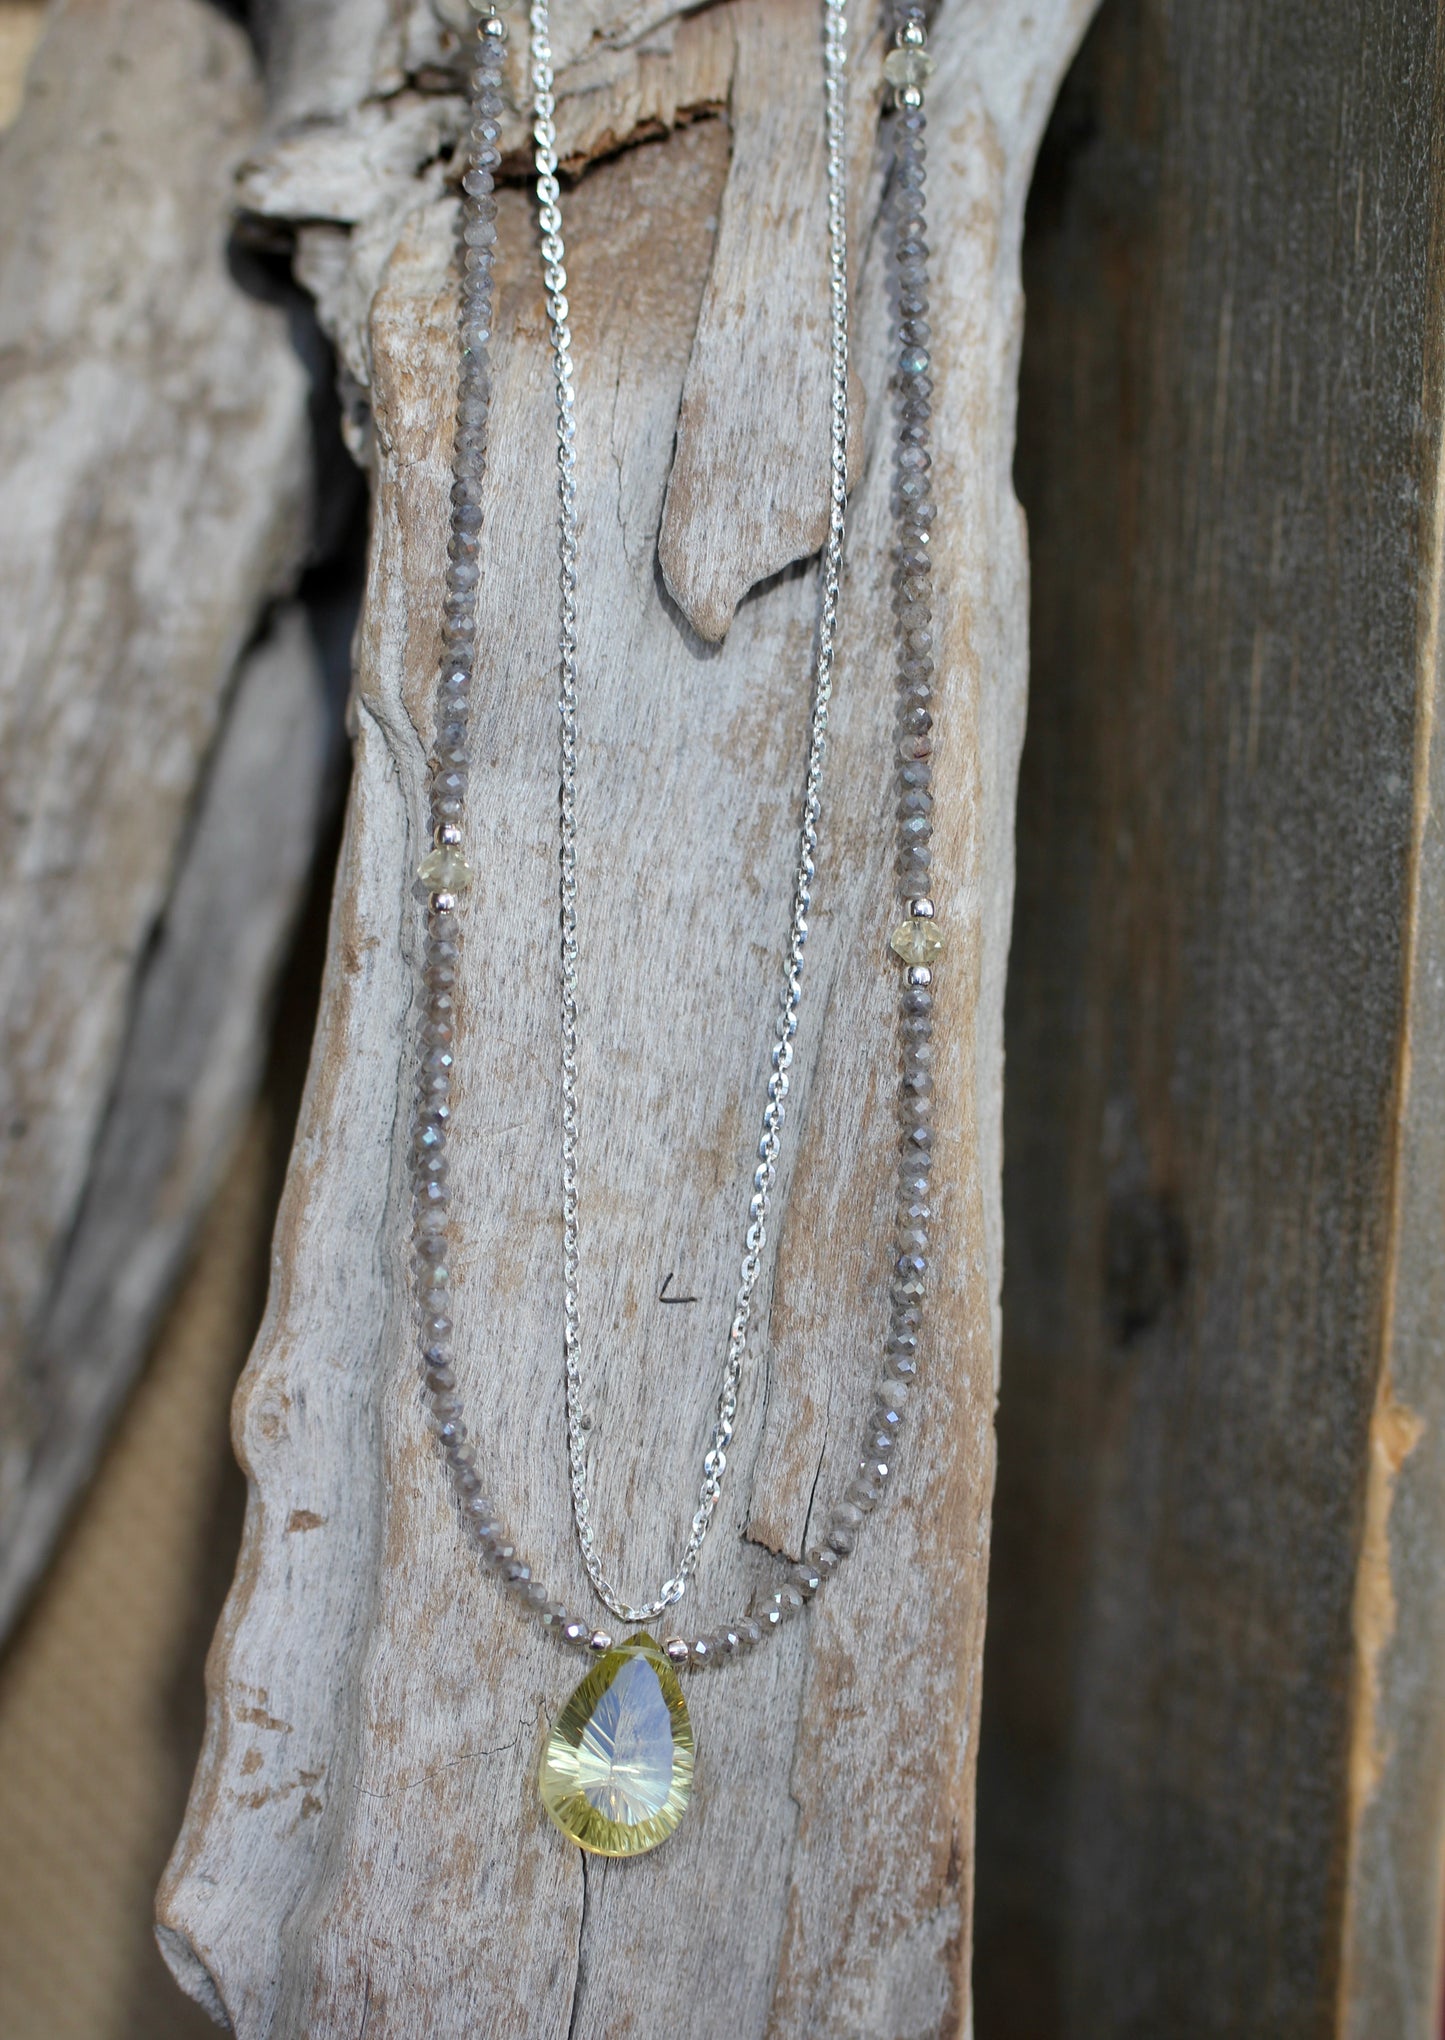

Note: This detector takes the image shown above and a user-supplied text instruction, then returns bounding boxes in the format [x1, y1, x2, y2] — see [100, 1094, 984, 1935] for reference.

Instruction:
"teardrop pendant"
[538, 1632, 695, 1856]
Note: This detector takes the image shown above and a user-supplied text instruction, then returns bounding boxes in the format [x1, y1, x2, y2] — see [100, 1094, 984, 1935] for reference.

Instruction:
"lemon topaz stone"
[889, 918, 944, 966]
[539, 1632, 694, 1856]
[416, 844, 473, 892]
[883, 44, 936, 88]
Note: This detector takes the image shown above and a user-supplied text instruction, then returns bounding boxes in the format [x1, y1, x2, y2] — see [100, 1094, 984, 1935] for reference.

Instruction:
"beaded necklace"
[409, 0, 941, 1856]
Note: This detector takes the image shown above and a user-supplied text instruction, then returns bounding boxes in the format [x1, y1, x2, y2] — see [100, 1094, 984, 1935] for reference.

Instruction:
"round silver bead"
[437, 822, 464, 847]
[663, 1636, 689, 1666]
[587, 1629, 613, 1655]
[906, 964, 932, 988]
[901, 19, 926, 44]
[907, 896, 935, 919]
[898, 84, 924, 109]
[432, 891, 458, 914]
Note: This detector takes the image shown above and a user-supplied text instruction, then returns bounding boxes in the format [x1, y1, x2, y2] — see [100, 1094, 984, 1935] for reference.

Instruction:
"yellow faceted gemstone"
[539, 1632, 694, 1857]
[416, 844, 472, 891]
[889, 918, 944, 966]
[883, 45, 936, 88]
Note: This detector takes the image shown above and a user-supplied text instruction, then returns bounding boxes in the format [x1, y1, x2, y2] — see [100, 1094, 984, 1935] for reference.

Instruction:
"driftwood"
[157, 0, 1096, 2031]
[0, 0, 327, 1637]
[974, 4, 1445, 2037]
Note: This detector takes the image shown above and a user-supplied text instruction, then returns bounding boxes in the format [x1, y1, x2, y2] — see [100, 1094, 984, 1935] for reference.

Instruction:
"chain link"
[531, 0, 851, 1623]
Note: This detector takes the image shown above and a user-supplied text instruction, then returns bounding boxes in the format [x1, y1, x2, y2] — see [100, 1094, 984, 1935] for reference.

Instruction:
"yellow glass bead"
[539, 1632, 694, 1857]
[883, 45, 936, 89]
[416, 845, 473, 892]
[889, 918, 944, 966]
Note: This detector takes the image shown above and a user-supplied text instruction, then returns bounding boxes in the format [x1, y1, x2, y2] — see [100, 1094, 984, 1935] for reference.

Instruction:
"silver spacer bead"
[437, 823, 464, 847]
[906, 965, 932, 988]
[432, 891, 458, 914]
[662, 1636, 689, 1666]
[907, 896, 935, 919]
[898, 84, 924, 109]
[587, 1629, 613, 1655]
[901, 19, 926, 44]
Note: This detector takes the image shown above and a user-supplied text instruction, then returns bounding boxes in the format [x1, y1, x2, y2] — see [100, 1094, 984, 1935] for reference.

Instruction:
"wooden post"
[975, 4, 1445, 2034]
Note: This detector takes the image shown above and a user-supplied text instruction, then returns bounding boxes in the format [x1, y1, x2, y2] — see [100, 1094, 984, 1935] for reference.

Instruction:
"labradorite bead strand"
[409, 11, 587, 1653]
[673, 7, 945, 1668]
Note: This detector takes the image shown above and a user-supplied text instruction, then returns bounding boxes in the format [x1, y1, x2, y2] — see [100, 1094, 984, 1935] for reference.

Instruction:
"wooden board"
[157, 1, 1098, 2031]
[973, 4, 1445, 2034]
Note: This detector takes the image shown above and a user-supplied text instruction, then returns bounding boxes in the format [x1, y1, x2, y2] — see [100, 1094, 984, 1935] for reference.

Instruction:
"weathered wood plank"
[1337, 53, 1445, 2026]
[2, 605, 337, 1636]
[0, 0, 320, 1636]
[974, 3, 1445, 2033]
[158, 2, 1096, 2031]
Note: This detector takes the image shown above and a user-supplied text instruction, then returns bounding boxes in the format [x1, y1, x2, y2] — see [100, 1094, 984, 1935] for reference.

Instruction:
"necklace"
[410, 0, 941, 1857]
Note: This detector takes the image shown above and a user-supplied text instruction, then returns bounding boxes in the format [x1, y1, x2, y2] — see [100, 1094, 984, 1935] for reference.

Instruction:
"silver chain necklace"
[410, 0, 942, 1856]
[532, 0, 852, 1625]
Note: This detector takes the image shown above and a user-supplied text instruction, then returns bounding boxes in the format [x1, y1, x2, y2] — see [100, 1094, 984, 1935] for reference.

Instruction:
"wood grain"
[238, 5, 738, 479]
[1338, 35, 1445, 2030]
[252, 0, 734, 146]
[0, 0, 44, 129]
[4, 606, 336, 1636]
[657, 0, 876, 642]
[158, 2, 1097, 2031]
[974, 4, 1445, 2034]
[0, 0, 321, 1637]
